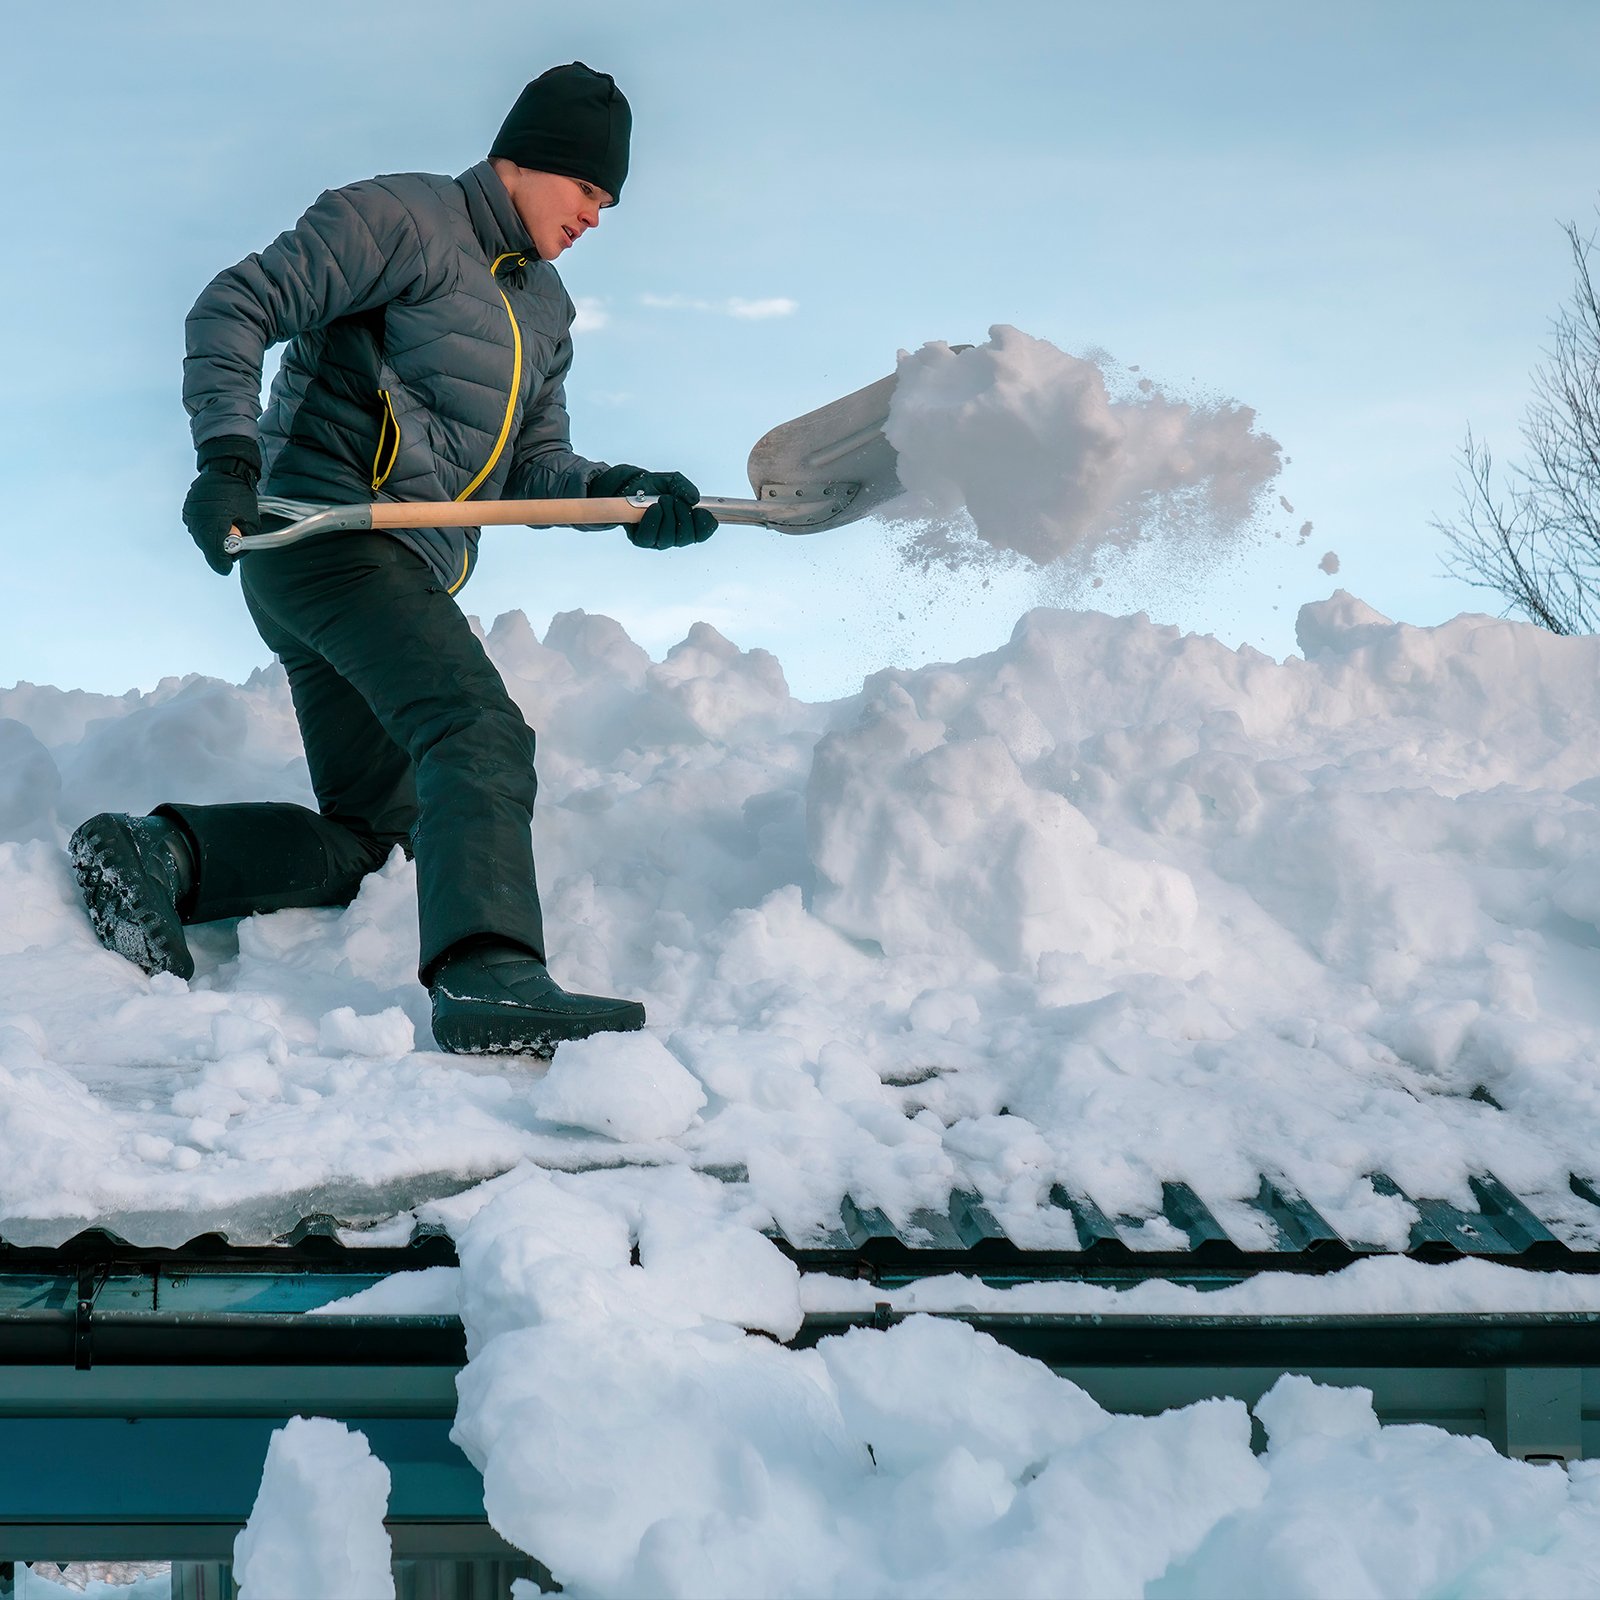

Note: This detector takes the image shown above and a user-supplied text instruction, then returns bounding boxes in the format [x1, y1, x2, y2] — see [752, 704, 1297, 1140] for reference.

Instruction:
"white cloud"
[572, 297, 609, 333]
[639, 292, 797, 320]
[727, 297, 799, 320]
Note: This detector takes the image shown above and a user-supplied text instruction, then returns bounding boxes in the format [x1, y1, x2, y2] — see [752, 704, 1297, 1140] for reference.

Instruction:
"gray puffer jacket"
[183, 161, 608, 593]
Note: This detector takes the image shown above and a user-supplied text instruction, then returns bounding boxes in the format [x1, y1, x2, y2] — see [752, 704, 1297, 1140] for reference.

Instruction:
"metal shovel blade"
[746, 369, 903, 534]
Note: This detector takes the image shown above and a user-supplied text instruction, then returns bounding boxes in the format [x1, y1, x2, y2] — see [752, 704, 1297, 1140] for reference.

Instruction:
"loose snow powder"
[883, 325, 1283, 575]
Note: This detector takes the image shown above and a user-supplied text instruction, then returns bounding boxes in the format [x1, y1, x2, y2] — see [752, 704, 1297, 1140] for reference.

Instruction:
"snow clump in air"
[884, 324, 1283, 572]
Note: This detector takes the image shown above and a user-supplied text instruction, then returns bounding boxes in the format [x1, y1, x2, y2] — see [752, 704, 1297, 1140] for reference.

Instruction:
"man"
[68, 62, 715, 1056]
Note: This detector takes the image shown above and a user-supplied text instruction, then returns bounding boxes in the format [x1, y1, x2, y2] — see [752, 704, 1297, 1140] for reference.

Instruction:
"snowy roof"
[6, 1166, 1600, 1272]
[6, 598, 1600, 1262]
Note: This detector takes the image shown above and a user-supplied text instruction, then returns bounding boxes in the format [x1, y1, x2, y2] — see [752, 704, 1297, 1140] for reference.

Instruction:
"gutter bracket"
[1488, 1366, 1583, 1463]
[74, 1264, 108, 1372]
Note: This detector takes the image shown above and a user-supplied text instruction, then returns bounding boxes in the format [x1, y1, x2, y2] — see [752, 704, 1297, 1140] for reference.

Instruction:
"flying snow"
[883, 324, 1283, 572]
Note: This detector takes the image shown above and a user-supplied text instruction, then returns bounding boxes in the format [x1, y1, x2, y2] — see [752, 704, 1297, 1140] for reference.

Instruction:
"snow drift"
[4, 593, 1600, 1247]
[435, 1164, 1600, 1599]
[7, 592, 1600, 1594]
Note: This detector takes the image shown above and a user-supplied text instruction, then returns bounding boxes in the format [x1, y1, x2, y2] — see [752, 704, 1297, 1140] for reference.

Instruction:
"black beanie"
[490, 62, 631, 203]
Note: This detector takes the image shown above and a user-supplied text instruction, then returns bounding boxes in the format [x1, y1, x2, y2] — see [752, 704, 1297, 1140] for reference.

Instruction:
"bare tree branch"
[1437, 214, 1600, 634]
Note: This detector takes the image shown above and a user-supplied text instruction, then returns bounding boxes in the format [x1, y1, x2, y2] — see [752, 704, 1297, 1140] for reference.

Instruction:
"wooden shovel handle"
[225, 494, 778, 556]
[370, 497, 646, 528]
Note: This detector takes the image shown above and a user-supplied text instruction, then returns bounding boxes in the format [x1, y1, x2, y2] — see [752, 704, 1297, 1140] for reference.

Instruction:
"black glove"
[182, 436, 262, 576]
[589, 463, 717, 550]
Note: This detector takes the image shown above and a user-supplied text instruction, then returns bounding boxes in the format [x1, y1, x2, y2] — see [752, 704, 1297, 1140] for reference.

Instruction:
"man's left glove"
[182, 436, 262, 576]
[589, 464, 718, 550]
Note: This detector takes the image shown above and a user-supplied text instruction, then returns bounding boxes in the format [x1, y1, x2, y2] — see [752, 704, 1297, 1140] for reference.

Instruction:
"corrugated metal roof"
[5, 1166, 1600, 1275]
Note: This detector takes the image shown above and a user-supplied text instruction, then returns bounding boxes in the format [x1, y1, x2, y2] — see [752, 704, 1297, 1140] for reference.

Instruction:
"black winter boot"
[68, 812, 197, 980]
[429, 942, 646, 1056]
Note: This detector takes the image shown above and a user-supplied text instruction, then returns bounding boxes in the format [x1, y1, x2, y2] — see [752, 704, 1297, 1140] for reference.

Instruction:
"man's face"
[498, 165, 613, 261]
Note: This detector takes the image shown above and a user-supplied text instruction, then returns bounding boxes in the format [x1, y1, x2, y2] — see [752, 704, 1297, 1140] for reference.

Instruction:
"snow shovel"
[224, 362, 910, 555]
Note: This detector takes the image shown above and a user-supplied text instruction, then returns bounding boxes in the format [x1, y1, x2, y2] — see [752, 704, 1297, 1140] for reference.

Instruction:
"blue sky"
[3, 1, 1599, 699]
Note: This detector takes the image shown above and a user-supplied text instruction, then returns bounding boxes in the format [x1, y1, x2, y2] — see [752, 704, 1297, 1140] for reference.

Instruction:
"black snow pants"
[157, 533, 545, 983]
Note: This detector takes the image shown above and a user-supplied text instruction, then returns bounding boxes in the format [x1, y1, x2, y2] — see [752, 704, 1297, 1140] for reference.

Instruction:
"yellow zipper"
[376, 253, 525, 595]
[370, 389, 401, 492]
[456, 253, 525, 503]
[445, 252, 526, 594]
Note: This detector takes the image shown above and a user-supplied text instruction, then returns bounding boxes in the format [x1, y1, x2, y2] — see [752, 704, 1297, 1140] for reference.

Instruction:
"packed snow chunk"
[884, 325, 1282, 570]
[454, 1167, 637, 1352]
[534, 1031, 706, 1142]
[452, 1168, 1261, 1597]
[458, 1309, 858, 1597]
[1153, 1374, 1595, 1599]
[453, 1166, 799, 1346]
[451, 1169, 824, 1593]
[1253, 1372, 1379, 1447]
[232, 1416, 393, 1600]
[1319, 549, 1340, 575]
[636, 1187, 803, 1339]
[317, 1005, 415, 1059]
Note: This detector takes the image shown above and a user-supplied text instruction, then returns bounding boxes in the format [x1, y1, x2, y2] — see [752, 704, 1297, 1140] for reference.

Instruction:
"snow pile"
[4, 594, 1600, 1244]
[232, 1416, 393, 1599]
[884, 325, 1282, 570]
[437, 1162, 1600, 1599]
[1158, 1375, 1600, 1600]
[449, 1163, 1253, 1596]
[9, 593, 1600, 1592]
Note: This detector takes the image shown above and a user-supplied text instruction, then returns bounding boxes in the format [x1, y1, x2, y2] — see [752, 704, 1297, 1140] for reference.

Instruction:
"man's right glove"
[589, 463, 718, 550]
[182, 436, 262, 576]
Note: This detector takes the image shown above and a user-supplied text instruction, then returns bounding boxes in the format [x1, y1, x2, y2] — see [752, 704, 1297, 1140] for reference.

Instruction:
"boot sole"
[431, 994, 646, 1057]
[67, 814, 195, 981]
